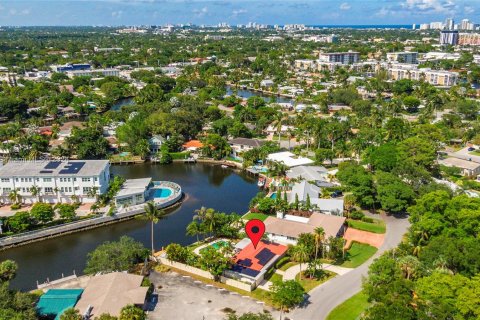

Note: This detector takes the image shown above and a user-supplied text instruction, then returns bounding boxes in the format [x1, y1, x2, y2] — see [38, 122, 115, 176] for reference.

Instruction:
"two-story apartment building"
[0, 160, 110, 204]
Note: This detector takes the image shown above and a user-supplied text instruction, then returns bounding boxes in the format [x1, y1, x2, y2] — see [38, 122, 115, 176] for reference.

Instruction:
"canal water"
[111, 97, 135, 111]
[0, 163, 259, 290]
[226, 86, 294, 104]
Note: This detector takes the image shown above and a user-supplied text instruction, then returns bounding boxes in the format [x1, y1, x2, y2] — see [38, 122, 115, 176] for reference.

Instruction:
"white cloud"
[193, 6, 208, 17]
[231, 8, 247, 17]
[464, 6, 475, 14]
[111, 10, 123, 18]
[401, 0, 456, 14]
[375, 7, 393, 17]
[339, 3, 351, 11]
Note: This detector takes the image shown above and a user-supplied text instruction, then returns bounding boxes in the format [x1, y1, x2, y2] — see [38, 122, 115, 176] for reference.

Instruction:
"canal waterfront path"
[290, 212, 410, 320]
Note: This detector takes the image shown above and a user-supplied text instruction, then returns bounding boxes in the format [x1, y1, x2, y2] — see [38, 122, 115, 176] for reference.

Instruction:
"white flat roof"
[267, 152, 314, 168]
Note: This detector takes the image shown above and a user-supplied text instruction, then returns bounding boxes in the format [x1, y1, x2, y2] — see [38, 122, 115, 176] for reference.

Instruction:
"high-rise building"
[444, 18, 454, 30]
[460, 19, 475, 30]
[318, 51, 360, 64]
[430, 22, 443, 30]
[459, 33, 480, 46]
[419, 23, 430, 30]
[387, 52, 418, 64]
[439, 30, 459, 45]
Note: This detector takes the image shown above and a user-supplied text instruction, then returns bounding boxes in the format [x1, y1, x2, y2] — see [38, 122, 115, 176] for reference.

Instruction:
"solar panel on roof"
[39, 170, 53, 174]
[255, 248, 275, 266]
[59, 162, 85, 174]
[44, 161, 62, 169]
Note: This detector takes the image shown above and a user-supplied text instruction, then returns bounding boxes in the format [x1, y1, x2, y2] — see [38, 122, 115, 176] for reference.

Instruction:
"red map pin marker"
[245, 219, 265, 249]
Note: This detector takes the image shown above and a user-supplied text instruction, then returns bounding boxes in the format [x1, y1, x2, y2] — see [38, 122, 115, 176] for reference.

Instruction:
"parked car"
[468, 147, 476, 151]
[331, 190, 343, 198]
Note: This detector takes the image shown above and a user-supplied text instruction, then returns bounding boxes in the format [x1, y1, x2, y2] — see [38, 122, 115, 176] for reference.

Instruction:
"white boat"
[221, 164, 229, 169]
[257, 178, 265, 187]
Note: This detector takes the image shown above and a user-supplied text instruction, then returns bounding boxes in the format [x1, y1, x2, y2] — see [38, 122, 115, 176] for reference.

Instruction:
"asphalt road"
[290, 213, 411, 320]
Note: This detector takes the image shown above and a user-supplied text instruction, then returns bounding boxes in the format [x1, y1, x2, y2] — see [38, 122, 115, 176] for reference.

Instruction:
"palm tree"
[8, 189, 21, 205]
[292, 244, 310, 281]
[29, 185, 41, 203]
[139, 201, 168, 256]
[273, 111, 285, 142]
[343, 194, 356, 218]
[314, 227, 326, 264]
[186, 221, 201, 242]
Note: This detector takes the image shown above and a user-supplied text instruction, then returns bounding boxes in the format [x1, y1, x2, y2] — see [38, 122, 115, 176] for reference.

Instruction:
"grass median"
[326, 291, 370, 320]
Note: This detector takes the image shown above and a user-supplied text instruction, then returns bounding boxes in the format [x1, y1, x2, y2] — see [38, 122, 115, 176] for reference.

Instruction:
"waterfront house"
[182, 140, 204, 152]
[149, 135, 166, 154]
[228, 138, 265, 159]
[264, 211, 346, 245]
[74, 272, 148, 318]
[0, 160, 110, 204]
[286, 165, 329, 184]
[114, 178, 151, 207]
[267, 151, 314, 168]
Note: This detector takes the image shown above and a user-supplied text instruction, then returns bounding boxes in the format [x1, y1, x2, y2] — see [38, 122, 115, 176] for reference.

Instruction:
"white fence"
[158, 257, 255, 292]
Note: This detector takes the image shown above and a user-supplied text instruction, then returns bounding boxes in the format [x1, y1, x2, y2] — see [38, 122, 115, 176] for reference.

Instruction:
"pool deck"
[193, 238, 231, 255]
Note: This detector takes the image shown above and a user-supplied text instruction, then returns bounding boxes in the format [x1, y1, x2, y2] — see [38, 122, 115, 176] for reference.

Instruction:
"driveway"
[344, 228, 385, 248]
[290, 213, 410, 320]
[148, 271, 279, 320]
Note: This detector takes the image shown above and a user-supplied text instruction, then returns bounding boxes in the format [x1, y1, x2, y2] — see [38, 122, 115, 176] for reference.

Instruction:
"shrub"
[30, 203, 54, 224]
[350, 210, 365, 220]
[10, 203, 21, 210]
[361, 216, 374, 223]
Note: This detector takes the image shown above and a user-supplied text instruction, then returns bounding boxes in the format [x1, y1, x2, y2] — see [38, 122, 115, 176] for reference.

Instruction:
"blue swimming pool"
[270, 193, 277, 199]
[153, 188, 172, 199]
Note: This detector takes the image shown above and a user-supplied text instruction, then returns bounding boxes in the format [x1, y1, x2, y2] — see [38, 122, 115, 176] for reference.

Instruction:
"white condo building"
[318, 51, 360, 65]
[0, 160, 110, 204]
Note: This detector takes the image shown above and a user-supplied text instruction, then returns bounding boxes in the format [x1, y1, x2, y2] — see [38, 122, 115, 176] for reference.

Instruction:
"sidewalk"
[283, 263, 352, 281]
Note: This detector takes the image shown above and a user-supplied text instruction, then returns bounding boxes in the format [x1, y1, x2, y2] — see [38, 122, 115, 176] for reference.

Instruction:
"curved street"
[291, 213, 410, 320]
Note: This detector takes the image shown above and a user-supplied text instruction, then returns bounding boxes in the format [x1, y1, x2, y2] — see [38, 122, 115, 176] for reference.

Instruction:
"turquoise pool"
[270, 193, 277, 199]
[200, 240, 229, 253]
[153, 188, 172, 199]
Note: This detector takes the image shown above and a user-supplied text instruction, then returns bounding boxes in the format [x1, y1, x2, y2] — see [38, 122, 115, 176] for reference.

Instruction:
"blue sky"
[0, 0, 477, 26]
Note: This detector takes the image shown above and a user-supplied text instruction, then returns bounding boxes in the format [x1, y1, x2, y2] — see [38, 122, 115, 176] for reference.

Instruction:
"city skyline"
[0, 0, 477, 26]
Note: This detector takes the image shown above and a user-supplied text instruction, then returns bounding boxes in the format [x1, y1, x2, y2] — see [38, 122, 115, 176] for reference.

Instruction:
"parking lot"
[147, 271, 279, 320]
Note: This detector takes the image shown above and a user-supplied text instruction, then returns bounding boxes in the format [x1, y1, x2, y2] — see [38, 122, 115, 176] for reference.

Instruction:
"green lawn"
[347, 219, 386, 234]
[295, 270, 336, 292]
[242, 212, 269, 221]
[326, 291, 370, 320]
[340, 242, 378, 268]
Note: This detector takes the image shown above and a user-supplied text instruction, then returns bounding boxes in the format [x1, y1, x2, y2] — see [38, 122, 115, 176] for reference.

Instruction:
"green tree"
[30, 203, 54, 224]
[375, 171, 414, 213]
[291, 244, 310, 280]
[84, 236, 149, 274]
[56, 203, 77, 220]
[225, 312, 273, 320]
[6, 211, 31, 233]
[138, 201, 168, 256]
[270, 280, 305, 320]
[198, 246, 232, 281]
[202, 134, 231, 160]
[119, 305, 146, 320]
[95, 314, 118, 320]
[0, 260, 17, 282]
[60, 308, 82, 320]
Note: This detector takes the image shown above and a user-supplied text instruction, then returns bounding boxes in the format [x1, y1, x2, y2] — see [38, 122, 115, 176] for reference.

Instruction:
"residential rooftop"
[0, 160, 109, 177]
[264, 212, 346, 239]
